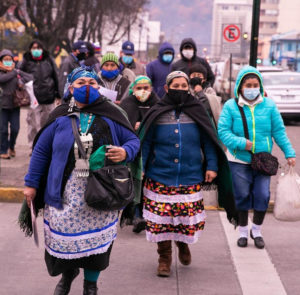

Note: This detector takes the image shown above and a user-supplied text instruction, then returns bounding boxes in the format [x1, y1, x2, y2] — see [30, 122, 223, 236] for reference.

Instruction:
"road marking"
[219, 212, 287, 295]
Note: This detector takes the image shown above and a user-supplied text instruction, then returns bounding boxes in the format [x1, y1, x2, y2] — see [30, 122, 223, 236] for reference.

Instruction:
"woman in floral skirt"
[138, 71, 237, 277]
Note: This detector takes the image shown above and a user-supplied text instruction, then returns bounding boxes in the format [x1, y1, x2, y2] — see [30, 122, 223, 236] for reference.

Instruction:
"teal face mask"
[3, 60, 13, 67]
[31, 49, 43, 58]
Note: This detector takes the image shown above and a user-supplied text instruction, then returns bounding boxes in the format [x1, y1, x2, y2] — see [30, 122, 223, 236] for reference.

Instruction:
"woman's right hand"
[24, 187, 37, 208]
[245, 140, 253, 151]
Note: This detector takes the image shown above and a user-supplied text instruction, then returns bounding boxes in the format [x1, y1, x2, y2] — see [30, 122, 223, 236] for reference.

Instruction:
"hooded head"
[180, 38, 197, 60]
[158, 42, 175, 64]
[234, 65, 264, 99]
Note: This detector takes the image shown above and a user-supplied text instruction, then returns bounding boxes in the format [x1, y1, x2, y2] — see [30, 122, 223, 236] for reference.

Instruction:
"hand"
[115, 101, 121, 105]
[135, 122, 140, 130]
[245, 140, 253, 151]
[55, 98, 61, 106]
[205, 170, 217, 183]
[287, 157, 296, 166]
[24, 186, 37, 208]
[0, 62, 15, 72]
[194, 85, 203, 93]
[106, 147, 127, 163]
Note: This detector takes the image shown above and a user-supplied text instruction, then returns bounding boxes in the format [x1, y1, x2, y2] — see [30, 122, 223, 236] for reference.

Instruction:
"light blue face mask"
[243, 87, 260, 101]
[3, 60, 13, 67]
[162, 54, 173, 64]
[31, 49, 43, 58]
[122, 55, 133, 65]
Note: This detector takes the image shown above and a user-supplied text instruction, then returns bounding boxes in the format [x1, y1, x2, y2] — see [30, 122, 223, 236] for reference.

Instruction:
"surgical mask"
[182, 49, 194, 60]
[162, 54, 173, 64]
[243, 87, 260, 101]
[101, 69, 119, 80]
[31, 49, 43, 58]
[122, 55, 133, 65]
[73, 85, 100, 104]
[3, 60, 13, 67]
[134, 89, 151, 102]
[168, 89, 189, 105]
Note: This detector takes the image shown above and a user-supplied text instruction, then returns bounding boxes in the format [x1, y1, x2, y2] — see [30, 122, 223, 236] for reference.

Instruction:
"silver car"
[262, 72, 300, 119]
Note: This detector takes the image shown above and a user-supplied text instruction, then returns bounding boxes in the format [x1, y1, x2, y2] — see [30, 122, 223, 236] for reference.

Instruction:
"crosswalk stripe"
[219, 212, 287, 295]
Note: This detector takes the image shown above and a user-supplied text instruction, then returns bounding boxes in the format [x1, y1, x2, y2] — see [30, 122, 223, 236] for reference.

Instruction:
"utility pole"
[249, 0, 261, 67]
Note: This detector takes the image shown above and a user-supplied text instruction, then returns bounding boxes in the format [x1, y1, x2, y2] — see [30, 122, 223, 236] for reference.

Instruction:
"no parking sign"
[222, 24, 242, 54]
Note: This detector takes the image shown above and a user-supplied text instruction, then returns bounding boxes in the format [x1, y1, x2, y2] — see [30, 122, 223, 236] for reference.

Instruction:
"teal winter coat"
[218, 66, 295, 163]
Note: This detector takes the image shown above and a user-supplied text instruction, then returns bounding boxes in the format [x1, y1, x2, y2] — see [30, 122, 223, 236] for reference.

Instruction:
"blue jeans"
[229, 161, 271, 211]
[1, 108, 20, 154]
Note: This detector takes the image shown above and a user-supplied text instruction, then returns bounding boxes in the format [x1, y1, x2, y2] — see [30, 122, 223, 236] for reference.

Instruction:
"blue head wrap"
[63, 66, 100, 100]
[68, 65, 100, 84]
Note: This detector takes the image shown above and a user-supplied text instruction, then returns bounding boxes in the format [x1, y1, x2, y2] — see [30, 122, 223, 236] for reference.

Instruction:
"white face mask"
[182, 49, 194, 59]
[134, 90, 151, 102]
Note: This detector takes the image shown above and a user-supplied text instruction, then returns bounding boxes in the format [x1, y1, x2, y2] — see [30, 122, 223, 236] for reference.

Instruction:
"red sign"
[223, 25, 241, 42]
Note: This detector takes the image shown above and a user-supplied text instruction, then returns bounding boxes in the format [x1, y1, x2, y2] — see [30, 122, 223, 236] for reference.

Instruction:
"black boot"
[53, 268, 80, 295]
[83, 280, 98, 295]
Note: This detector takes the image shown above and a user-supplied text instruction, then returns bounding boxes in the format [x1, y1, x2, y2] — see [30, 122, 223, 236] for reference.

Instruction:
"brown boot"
[175, 241, 191, 265]
[157, 241, 172, 277]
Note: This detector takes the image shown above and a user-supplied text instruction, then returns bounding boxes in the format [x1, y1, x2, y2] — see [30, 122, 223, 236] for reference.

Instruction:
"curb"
[0, 187, 275, 212]
[0, 187, 24, 203]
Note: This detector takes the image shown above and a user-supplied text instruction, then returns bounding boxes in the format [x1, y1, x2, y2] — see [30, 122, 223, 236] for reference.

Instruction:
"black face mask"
[190, 77, 203, 88]
[77, 52, 86, 61]
[168, 89, 189, 105]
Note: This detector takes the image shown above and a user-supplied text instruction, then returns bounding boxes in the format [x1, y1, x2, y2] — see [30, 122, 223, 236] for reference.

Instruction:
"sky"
[147, 0, 213, 52]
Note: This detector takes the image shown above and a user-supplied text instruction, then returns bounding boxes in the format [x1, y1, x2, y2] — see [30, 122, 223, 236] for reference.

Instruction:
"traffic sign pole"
[249, 0, 261, 67]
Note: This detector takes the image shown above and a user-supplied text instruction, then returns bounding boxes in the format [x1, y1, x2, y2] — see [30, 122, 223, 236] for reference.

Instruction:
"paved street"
[1, 204, 300, 295]
[0, 109, 300, 294]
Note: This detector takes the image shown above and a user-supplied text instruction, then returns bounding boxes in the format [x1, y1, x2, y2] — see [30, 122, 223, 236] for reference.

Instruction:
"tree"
[12, 0, 147, 55]
[0, 0, 19, 17]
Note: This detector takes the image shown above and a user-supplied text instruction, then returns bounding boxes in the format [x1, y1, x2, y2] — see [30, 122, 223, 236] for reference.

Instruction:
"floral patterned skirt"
[143, 178, 206, 244]
[44, 172, 118, 260]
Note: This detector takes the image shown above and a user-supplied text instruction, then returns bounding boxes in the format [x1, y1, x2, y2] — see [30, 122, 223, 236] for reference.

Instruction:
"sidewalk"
[0, 109, 30, 201]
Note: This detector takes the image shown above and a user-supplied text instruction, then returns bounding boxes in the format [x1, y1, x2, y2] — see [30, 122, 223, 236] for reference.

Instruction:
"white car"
[262, 71, 300, 119]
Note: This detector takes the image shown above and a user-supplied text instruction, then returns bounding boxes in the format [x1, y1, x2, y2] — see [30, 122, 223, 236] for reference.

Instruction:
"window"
[287, 43, 292, 51]
[265, 9, 278, 16]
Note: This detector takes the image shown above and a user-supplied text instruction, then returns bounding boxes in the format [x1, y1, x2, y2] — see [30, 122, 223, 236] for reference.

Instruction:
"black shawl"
[119, 92, 159, 128]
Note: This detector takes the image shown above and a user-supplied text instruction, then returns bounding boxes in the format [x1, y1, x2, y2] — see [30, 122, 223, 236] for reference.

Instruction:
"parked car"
[262, 71, 300, 119]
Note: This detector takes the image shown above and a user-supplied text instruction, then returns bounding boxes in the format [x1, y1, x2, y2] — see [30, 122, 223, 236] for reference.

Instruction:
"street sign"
[222, 24, 242, 54]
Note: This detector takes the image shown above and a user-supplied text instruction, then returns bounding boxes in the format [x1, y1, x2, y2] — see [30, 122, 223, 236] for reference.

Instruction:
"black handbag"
[235, 99, 279, 176]
[71, 117, 134, 210]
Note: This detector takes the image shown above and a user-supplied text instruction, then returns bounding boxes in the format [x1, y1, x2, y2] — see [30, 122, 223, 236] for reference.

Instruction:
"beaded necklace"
[79, 113, 95, 135]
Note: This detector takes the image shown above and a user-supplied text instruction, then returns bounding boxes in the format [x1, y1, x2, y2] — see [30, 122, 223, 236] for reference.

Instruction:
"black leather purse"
[235, 99, 279, 176]
[71, 117, 134, 211]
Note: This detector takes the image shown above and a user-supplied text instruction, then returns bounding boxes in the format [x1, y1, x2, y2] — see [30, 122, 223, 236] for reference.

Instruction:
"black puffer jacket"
[171, 38, 215, 86]
[19, 41, 60, 104]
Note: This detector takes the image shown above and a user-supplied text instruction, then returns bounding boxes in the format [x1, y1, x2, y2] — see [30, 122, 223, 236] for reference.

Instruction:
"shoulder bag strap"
[235, 98, 253, 155]
[71, 116, 87, 160]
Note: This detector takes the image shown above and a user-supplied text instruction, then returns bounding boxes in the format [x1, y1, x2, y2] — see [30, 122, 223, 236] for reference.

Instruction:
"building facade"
[270, 31, 300, 71]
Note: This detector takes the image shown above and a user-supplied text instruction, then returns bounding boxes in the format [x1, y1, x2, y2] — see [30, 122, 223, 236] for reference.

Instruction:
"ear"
[164, 84, 168, 93]
[69, 85, 74, 95]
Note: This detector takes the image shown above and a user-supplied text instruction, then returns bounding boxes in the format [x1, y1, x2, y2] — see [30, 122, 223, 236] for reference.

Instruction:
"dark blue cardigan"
[24, 115, 140, 209]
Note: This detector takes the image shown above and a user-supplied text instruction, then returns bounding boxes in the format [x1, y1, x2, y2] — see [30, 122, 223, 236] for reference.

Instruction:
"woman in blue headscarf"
[23, 66, 140, 295]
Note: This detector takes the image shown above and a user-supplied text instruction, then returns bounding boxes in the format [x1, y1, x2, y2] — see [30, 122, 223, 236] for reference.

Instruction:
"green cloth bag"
[89, 145, 107, 171]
